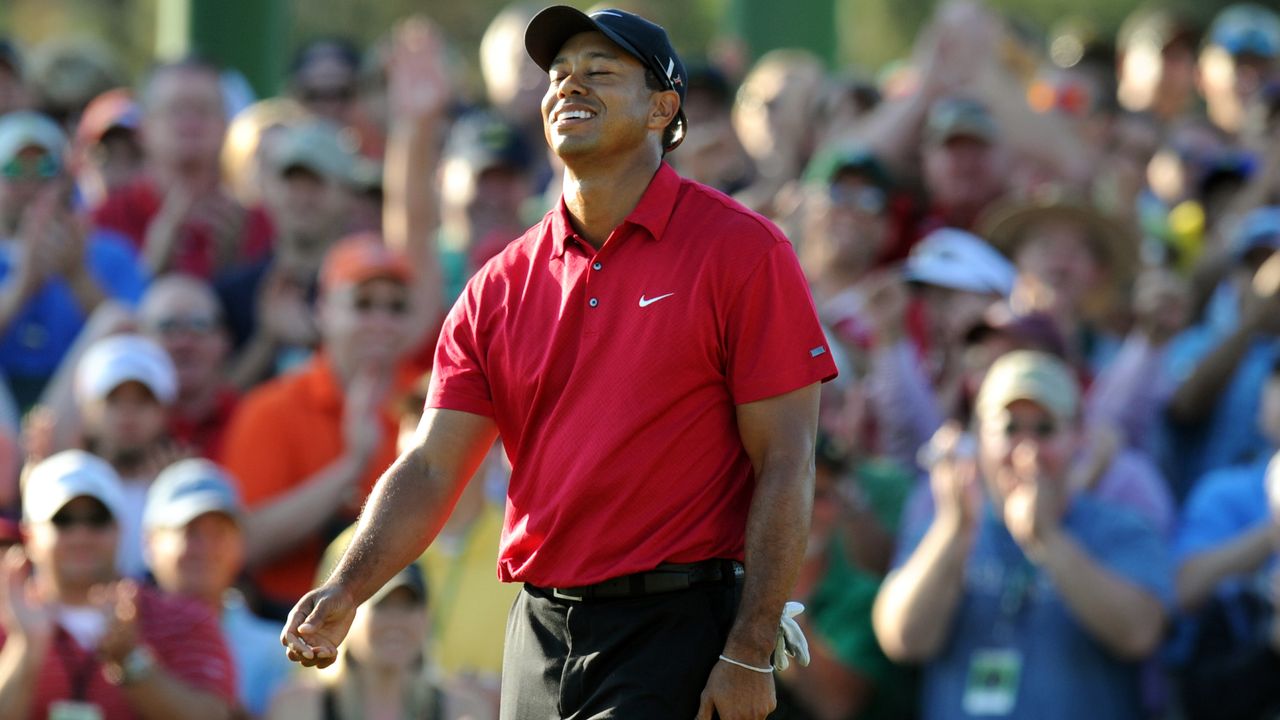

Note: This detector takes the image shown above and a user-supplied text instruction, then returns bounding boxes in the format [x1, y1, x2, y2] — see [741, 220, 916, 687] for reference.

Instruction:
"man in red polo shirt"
[282, 7, 837, 719]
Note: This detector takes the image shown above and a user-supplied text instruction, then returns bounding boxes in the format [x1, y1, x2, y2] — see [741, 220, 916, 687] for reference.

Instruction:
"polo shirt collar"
[549, 162, 681, 258]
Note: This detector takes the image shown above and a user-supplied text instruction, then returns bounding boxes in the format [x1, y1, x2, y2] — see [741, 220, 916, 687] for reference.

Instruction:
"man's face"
[294, 55, 358, 126]
[347, 586, 427, 669]
[90, 130, 145, 193]
[977, 399, 1076, 511]
[82, 381, 167, 468]
[147, 512, 243, 602]
[923, 135, 1006, 212]
[320, 277, 411, 371]
[140, 290, 228, 397]
[26, 496, 119, 590]
[263, 165, 351, 247]
[0, 145, 60, 223]
[541, 32, 660, 161]
[806, 174, 888, 277]
[143, 68, 226, 168]
[1014, 219, 1102, 311]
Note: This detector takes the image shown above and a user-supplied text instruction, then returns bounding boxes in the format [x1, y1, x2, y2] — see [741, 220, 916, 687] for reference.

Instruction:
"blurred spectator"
[217, 120, 358, 388]
[775, 429, 916, 720]
[0, 38, 29, 116]
[479, 2, 552, 189]
[438, 111, 533, 304]
[25, 37, 123, 129]
[1115, 7, 1200, 122]
[73, 333, 181, 578]
[221, 97, 311, 208]
[289, 38, 361, 128]
[874, 351, 1171, 720]
[982, 194, 1137, 373]
[0, 110, 148, 410]
[920, 97, 1011, 232]
[72, 88, 144, 210]
[0, 378, 17, 512]
[732, 49, 826, 216]
[1163, 207, 1280, 495]
[267, 564, 489, 720]
[93, 58, 263, 279]
[0, 450, 234, 718]
[144, 458, 294, 718]
[138, 274, 238, 461]
[1170, 361, 1280, 719]
[1200, 3, 1280, 136]
[220, 234, 425, 620]
[666, 63, 756, 196]
[318, 374, 515, 715]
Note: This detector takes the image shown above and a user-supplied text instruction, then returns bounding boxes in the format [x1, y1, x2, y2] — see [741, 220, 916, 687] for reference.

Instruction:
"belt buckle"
[552, 587, 584, 602]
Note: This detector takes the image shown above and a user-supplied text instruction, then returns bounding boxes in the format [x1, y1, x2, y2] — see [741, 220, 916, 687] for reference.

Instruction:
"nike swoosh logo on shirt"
[638, 293, 675, 308]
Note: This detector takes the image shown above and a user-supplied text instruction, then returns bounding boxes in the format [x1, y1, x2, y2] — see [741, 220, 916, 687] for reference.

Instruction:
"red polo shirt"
[428, 163, 837, 587]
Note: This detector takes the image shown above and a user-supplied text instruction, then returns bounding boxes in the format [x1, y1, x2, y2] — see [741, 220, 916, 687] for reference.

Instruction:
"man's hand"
[1003, 445, 1065, 561]
[388, 17, 452, 123]
[343, 366, 389, 468]
[695, 660, 776, 720]
[923, 422, 982, 536]
[281, 584, 358, 669]
[257, 268, 319, 348]
[94, 580, 141, 667]
[0, 547, 53, 650]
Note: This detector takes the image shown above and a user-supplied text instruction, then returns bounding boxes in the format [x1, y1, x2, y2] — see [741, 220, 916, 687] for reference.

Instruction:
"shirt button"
[589, 298, 599, 308]
[592, 262, 602, 271]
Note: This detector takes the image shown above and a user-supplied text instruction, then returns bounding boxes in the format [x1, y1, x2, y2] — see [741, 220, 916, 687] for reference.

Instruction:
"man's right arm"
[872, 516, 971, 662]
[282, 407, 498, 668]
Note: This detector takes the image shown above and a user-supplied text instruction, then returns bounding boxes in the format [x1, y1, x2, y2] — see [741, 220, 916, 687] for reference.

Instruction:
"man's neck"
[561, 152, 662, 250]
[175, 382, 220, 422]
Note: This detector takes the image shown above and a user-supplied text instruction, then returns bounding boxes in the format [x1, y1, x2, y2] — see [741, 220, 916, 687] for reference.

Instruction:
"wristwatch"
[102, 646, 157, 686]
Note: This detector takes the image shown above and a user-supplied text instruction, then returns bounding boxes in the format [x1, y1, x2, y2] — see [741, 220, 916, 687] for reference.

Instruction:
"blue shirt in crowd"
[221, 591, 294, 716]
[0, 230, 148, 406]
[896, 496, 1173, 720]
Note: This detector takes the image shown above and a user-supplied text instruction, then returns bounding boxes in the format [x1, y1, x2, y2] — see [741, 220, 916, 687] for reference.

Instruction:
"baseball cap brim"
[524, 6, 687, 152]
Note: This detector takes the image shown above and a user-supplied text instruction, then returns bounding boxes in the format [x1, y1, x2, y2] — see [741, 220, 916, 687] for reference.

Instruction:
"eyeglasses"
[50, 507, 115, 531]
[1001, 419, 1059, 440]
[148, 316, 219, 336]
[827, 185, 886, 215]
[353, 296, 409, 316]
[300, 85, 356, 105]
[2, 154, 60, 181]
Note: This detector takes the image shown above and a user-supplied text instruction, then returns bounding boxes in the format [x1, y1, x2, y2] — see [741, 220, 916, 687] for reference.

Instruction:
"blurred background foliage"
[0, 0, 1254, 97]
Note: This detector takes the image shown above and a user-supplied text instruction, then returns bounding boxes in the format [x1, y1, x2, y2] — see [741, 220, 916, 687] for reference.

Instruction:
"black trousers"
[499, 578, 744, 719]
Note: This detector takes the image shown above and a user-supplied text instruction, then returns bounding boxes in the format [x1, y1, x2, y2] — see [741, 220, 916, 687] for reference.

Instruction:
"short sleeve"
[426, 287, 494, 417]
[724, 242, 837, 404]
[1174, 469, 1265, 562]
[1089, 506, 1175, 607]
[86, 231, 149, 304]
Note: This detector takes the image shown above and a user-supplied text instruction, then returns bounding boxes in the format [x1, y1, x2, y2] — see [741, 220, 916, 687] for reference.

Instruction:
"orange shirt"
[221, 354, 419, 605]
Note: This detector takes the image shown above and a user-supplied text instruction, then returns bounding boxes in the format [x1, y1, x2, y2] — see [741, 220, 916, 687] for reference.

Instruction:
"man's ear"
[648, 90, 680, 132]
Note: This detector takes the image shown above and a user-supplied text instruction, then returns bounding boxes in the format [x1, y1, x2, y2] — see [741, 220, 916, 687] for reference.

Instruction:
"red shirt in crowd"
[428, 162, 838, 588]
[0, 584, 236, 719]
[92, 177, 274, 279]
[167, 385, 240, 463]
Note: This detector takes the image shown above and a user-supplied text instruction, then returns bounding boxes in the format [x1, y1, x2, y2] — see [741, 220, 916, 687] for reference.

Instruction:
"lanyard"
[54, 630, 101, 702]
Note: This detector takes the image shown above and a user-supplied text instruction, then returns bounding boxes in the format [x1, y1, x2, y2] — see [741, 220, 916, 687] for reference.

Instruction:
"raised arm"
[281, 406, 497, 668]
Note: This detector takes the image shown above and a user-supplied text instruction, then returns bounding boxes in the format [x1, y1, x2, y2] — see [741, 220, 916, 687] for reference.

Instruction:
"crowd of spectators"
[3, 0, 1280, 717]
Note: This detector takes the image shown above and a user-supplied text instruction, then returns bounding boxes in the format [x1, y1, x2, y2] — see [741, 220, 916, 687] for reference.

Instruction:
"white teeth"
[558, 109, 595, 121]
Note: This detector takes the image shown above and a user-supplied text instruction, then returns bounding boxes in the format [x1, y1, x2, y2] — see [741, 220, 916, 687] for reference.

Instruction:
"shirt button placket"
[589, 297, 599, 307]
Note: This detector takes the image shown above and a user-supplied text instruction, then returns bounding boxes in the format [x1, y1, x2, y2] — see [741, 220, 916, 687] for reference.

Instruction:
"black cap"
[524, 5, 687, 151]
[446, 111, 532, 173]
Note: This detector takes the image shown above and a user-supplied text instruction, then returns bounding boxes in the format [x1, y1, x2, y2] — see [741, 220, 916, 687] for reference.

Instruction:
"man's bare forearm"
[722, 452, 814, 664]
[872, 519, 970, 662]
[327, 410, 497, 605]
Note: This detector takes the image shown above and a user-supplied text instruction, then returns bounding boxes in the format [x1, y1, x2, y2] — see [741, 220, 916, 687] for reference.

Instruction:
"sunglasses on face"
[148, 316, 219, 335]
[827, 185, 886, 215]
[1002, 418, 1059, 440]
[353, 296, 409, 316]
[2, 154, 60, 181]
[50, 506, 115, 531]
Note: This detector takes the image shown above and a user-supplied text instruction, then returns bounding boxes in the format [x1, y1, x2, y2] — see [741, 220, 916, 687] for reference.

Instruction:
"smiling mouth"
[554, 108, 597, 127]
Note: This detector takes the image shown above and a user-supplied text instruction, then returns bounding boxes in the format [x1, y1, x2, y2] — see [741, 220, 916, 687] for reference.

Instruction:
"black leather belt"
[539, 559, 744, 602]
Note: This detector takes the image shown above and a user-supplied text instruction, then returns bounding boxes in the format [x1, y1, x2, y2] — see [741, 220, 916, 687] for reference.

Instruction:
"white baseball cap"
[0, 110, 66, 167]
[143, 459, 242, 531]
[75, 334, 177, 405]
[904, 228, 1017, 296]
[23, 450, 126, 524]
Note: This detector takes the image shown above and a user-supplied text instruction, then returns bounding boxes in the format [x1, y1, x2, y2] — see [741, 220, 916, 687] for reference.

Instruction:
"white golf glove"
[771, 601, 811, 672]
